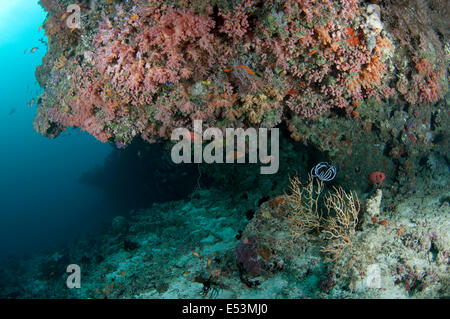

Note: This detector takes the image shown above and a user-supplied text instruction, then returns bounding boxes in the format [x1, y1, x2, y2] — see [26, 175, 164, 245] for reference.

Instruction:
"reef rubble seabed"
[0, 157, 448, 299]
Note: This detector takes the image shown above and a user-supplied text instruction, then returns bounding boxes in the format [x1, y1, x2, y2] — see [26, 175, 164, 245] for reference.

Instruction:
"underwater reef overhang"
[34, 0, 448, 165]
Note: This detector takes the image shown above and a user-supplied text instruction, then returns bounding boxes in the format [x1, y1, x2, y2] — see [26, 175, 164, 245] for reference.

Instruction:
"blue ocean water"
[0, 1, 111, 259]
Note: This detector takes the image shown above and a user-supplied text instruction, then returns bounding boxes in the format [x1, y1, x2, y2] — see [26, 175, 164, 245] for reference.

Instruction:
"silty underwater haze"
[0, 0, 449, 299]
[0, 1, 112, 259]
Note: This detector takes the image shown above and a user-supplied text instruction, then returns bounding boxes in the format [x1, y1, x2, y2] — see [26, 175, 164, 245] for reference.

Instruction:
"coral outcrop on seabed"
[0, 152, 448, 298]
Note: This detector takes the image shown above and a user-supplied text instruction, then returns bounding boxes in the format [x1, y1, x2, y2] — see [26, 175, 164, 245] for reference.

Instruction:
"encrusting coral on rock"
[365, 189, 382, 220]
[34, 1, 447, 151]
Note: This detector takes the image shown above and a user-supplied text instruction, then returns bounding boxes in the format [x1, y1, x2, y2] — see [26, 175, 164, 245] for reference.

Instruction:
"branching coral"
[286, 175, 360, 262]
[321, 187, 360, 262]
[287, 175, 323, 238]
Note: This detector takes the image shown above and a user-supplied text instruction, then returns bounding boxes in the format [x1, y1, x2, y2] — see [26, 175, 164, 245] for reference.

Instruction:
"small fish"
[127, 14, 139, 25]
[201, 80, 211, 85]
[8, 108, 15, 115]
[191, 250, 202, 259]
[224, 65, 255, 75]
[352, 110, 360, 118]
[206, 256, 213, 270]
[38, 25, 43, 32]
[24, 49, 27, 54]
[30, 47, 39, 54]
[371, 216, 377, 224]
[61, 13, 67, 21]
[28, 99, 35, 107]
[379, 220, 388, 226]
[236, 65, 255, 75]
